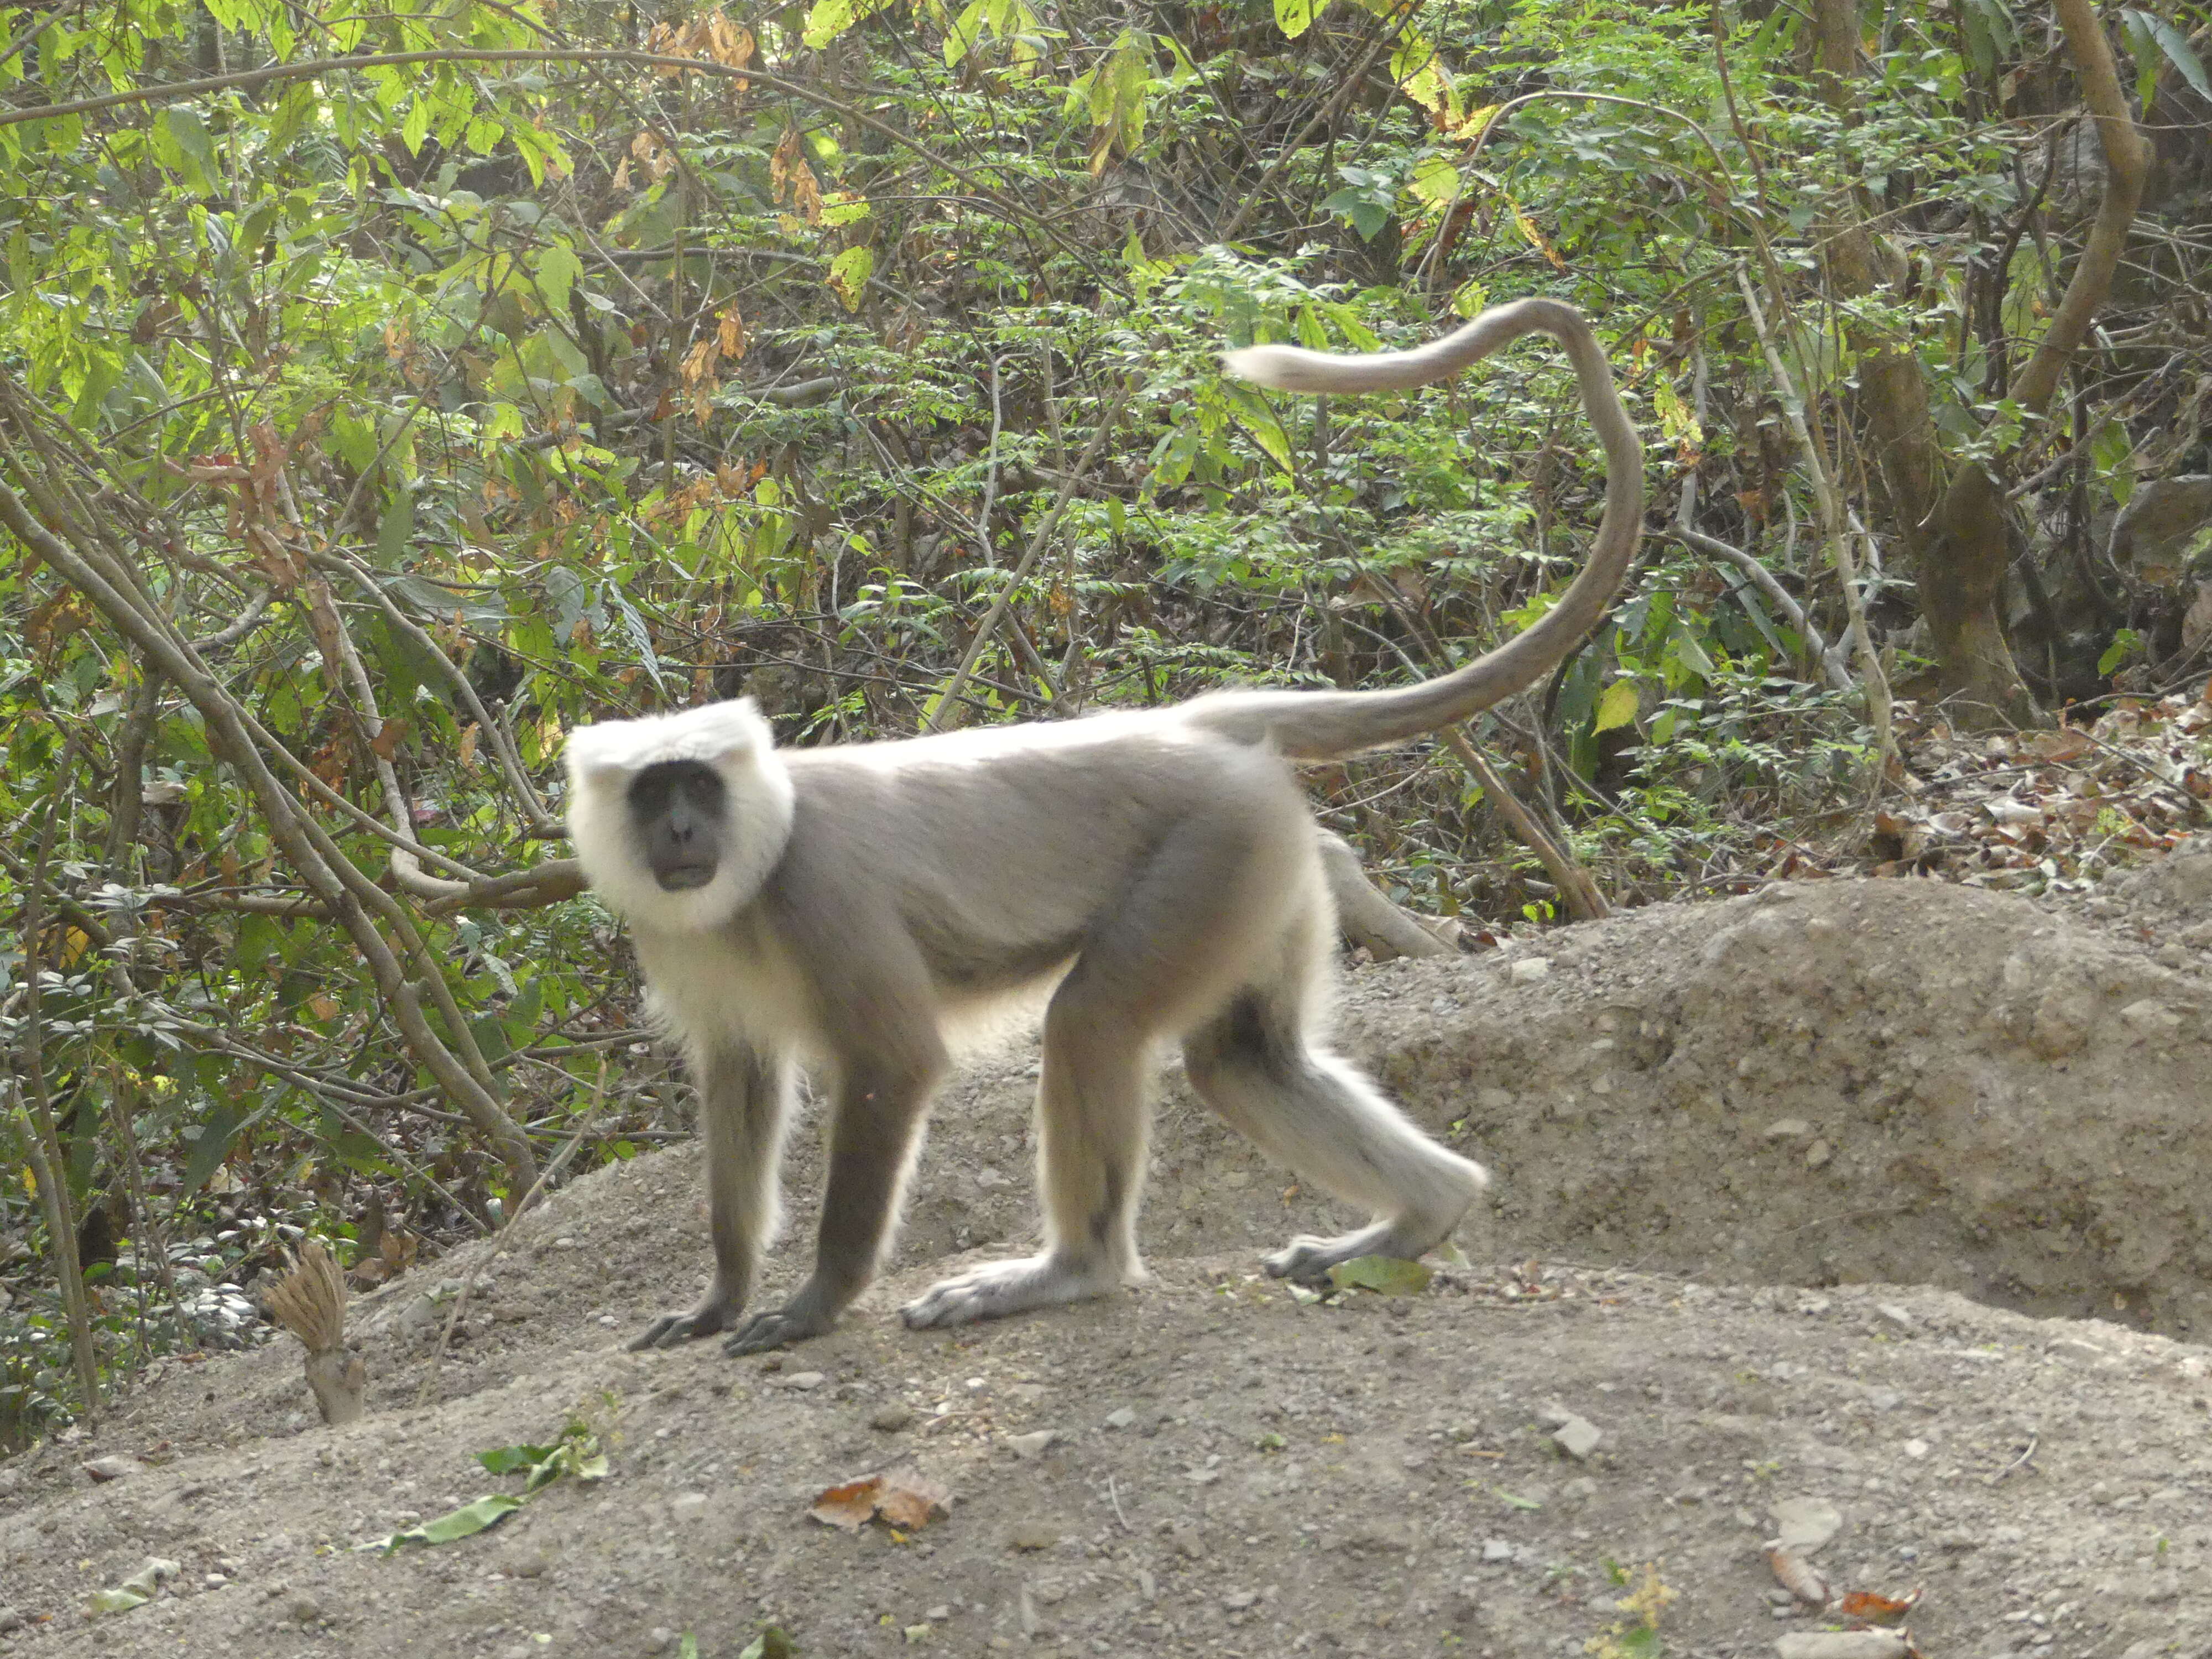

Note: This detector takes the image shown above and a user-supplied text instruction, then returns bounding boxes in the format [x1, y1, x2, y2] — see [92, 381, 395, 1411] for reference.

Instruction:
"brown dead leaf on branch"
[807, 1464, 951, 1535]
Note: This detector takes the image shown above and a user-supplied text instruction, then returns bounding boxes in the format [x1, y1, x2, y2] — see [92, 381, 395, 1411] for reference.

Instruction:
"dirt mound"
[1326, 875, 2212, 1335]
[3, 874, 2211, 1657]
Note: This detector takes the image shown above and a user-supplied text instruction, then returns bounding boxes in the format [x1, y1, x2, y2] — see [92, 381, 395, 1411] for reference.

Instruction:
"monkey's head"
[565, 698, 796, 934]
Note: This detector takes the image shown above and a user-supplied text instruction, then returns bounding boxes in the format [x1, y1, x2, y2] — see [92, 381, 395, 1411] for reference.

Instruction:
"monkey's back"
[770, 715, 1322, 1000]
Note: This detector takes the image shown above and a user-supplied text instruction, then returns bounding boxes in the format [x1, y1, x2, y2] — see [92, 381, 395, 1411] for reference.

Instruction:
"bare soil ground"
[6, 867, 2212, 1659]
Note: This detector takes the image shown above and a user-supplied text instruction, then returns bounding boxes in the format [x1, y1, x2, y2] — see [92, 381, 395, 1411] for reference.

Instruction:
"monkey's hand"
[722, 1283, 839, 1354]
[627, 1298, 743, 1352]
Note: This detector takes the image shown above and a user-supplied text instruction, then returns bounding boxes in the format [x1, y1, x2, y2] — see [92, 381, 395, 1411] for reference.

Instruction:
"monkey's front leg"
[722, 1053, 941, 1355]
[631, 1045, 792, 1351]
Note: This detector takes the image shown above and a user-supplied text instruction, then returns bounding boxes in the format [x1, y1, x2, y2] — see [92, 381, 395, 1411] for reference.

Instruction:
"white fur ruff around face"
[565, 698, 796, 935]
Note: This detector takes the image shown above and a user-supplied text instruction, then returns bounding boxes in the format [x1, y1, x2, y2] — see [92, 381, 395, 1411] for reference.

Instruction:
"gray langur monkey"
[565, 298, 1642, 1355]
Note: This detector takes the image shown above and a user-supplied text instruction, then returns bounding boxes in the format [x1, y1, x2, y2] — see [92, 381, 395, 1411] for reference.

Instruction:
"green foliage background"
[2, 0, 2206, 1439]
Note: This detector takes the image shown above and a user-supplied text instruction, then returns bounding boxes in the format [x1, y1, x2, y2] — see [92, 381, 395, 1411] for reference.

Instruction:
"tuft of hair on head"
[565, 697, 777, 785]
[564, 697, 795, 936]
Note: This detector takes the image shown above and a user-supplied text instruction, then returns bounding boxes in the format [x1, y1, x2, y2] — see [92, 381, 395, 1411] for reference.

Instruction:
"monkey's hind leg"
[632, 1044, 794, 1350]
[1182, 950, 1488, 1282]
[899, 994, 1150, 1329]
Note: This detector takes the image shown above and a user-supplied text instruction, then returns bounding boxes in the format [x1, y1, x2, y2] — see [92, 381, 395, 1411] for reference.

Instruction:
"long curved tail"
[1187, 298, 1644, 760]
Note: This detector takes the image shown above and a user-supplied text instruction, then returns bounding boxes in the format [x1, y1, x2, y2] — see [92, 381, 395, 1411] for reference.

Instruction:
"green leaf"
[1326, 1255, 1432, 1295]
[1273, 0, 1319, 40]
[151, 106, 218, 191]
[1223, 383, 1293, 474]
[374, 1494, 523, 1553]
[1666, 626, 1717, 681]
[827, 246, 874, 312]
[1495, 1487, 1543, 1510]
[534, 245, 584, 316]
[2099, 627, 2143, 677]
[477, 1442, 556, 1476]
[181, 1101, 244, 1193]
[804, 0, 858, 48]
[2148, 11, 2212, 101]
[737, 1629, 796, 1659]
[1319, 186, 1391, 242]
[1593, 677, 1640, 734]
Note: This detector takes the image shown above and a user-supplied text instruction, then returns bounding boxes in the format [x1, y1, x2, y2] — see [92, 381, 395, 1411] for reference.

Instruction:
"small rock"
[1803, 1139, 1832, 1170]
[925, 1606, 950, 1621]
[1222, 1590, 1258, 1612]
[1481, 1539, 1514, 1562]
[1563, 1477, 1598, 1502]
[2048, 1336, 2110, 1366]
[0, 1608, 22, 1632]
[82, 1455, 135, 1484]
[1006, 1523, 1059, 1552]
[1006, 1430, 1057, 1460]
[1104, 1407, 1136, 1431]
[646, 1627, 675, 1655]
[2120, 999, 2182, 1033]
[785, 1371, 827, 1392]
[289, 1597, 323, 1625]
[1902, 1439, 1930, 1460]
[1509, 958, 1551, 984]
[1866, 1389, 1902, 1412]
[1534, 1401, 1575, 1429]
[1762, 1118, 1812, 1142]
[1769, 1498, 1843, 1554]
[1170, 1520, 1204, 1558]
[1773, 1633, 1909, 1659]
[1552, 1417, 1601, 1460]
[1875, 1305, 1913, 1330]
[670, 1493, 709, 1521]
[870, 1404, 915, 1433]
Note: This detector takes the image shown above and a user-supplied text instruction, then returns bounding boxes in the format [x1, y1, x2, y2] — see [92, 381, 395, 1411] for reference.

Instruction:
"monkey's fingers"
[722, 1287, 838, 1355]
[627, 1306, 734, 1350]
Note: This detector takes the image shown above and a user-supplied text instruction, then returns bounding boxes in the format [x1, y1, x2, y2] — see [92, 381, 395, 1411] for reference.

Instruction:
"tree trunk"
[1809, 0, 2149, 728]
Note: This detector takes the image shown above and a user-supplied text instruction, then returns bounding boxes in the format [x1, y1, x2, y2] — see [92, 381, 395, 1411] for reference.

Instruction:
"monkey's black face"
[628, 761, 727, 891]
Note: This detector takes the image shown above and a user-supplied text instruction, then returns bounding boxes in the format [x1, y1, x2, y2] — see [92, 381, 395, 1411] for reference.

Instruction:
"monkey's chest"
[633, 927, 808, 1051]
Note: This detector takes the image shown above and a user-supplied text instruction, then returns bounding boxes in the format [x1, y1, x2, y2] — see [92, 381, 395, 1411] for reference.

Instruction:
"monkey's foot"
[1264, 1221, 1443, 1285]
[723, 1285, 839, 1355]
[628, 1300, 741, 1352]
[900, 1254, 1121, 1329]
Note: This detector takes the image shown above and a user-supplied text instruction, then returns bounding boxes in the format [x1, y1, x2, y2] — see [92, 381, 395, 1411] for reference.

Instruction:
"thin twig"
[1734, 268, 1895, 763]
[11, 738, 102, 1418]
[1439, 731, 1608, 921]
[925, 382, 1133, 733]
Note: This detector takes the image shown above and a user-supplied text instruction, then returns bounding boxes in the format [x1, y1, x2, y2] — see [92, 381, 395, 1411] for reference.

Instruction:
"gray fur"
[566, 300, 1643, 1354]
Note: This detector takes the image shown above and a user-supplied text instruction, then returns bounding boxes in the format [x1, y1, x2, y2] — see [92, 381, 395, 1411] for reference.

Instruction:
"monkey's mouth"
[654, 866, 717, 891]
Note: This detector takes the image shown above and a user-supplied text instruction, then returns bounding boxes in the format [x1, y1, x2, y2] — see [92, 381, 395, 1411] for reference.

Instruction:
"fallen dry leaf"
[808, 1476, 883, 1532]
[2023, 727, 2093, 764]
[1838, 1587, 1922, 1625]
[807, 1464, 951, 1533]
